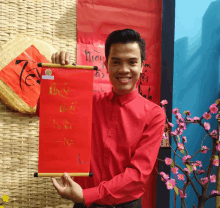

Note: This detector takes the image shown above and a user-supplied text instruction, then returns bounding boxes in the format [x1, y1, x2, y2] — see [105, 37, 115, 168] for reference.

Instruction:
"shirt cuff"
[83, 186, 100, 207]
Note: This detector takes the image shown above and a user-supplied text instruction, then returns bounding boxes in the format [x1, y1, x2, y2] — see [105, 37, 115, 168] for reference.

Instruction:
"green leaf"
[213, 155, 219, 160]
[174, 186, 179, 195]
[180, 149, 185, 155]
[215, 99, 220, 105]
[186, 164, 193, 173]
[170, 161, 175, 168]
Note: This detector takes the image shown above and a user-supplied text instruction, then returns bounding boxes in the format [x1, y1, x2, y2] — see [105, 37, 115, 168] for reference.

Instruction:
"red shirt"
[74, 89, 166, 207]
[37, 89, 165, 207]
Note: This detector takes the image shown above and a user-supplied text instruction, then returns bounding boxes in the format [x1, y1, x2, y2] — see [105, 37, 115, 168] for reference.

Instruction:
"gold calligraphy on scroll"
[56, 138, 74, 146]
[49, 82, 70, 98]
[53, 119, 73, 129]
[60, 101, 77, 113]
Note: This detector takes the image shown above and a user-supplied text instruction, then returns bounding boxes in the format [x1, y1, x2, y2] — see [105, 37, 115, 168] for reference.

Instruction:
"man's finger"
[65, 52, 71, 65]
[60, 51, 66, 65]
[64, 173, 75, 186]
[55, 52, 60, 64]
[51, 177, 62, 191]
[51, 53, 56, 63]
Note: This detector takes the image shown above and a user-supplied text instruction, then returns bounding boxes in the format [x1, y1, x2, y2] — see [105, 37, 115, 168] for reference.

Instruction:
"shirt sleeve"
[83, 106, 166, 207]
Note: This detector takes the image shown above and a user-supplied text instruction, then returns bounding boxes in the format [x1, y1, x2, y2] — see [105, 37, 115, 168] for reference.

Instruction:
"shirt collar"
[109, 88, 139, 105]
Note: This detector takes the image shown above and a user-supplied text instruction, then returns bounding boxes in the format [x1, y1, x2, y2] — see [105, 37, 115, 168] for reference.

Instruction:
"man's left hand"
[52, 172, 85, 203]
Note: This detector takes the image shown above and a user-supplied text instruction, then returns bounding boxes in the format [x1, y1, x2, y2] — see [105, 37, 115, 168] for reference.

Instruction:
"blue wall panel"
[171, 0, 220, 207]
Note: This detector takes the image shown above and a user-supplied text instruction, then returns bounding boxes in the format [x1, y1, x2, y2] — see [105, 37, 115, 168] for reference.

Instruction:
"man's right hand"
[51, 51, 71, 65]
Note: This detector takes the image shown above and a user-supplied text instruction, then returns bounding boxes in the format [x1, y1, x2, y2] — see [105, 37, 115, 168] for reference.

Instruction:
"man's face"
[105, 42, 143, 95]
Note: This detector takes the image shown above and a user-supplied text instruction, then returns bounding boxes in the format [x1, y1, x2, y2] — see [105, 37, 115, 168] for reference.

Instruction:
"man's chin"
[113, 86, 136, 95]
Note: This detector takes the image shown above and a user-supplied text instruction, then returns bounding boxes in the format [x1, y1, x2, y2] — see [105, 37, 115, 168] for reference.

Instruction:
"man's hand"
[51, 51, 71, 65]
[52, 172, 85, 203]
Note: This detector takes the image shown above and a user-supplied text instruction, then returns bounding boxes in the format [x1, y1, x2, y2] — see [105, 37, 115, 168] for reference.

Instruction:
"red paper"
[0, 45, 49, 108]
[38, 67, 93, 173]
[77, 43, 111, 92]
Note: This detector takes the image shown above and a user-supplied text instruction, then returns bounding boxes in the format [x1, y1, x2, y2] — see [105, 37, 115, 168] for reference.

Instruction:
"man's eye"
[113, 61, 119, 64]
[130, 61, 137, 65]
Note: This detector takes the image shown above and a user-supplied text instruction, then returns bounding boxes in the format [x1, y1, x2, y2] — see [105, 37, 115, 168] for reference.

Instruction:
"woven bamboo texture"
[0, 0, 77, 207]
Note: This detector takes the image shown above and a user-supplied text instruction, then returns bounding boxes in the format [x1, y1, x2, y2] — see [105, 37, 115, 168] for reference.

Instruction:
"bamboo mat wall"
[0, 0, 77, 207]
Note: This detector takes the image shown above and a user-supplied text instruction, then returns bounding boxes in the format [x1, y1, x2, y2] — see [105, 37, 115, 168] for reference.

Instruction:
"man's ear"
[140, 61, 144, 72]
[104, 60, 109, 73]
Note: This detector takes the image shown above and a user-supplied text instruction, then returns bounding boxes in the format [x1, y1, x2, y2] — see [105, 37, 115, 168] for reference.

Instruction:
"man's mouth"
[116, 77, 132, 80]
[116, 77, 132, 84]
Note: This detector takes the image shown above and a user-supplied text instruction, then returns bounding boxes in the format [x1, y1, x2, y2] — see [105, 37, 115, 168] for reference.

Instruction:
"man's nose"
[118, 64, 130, 73]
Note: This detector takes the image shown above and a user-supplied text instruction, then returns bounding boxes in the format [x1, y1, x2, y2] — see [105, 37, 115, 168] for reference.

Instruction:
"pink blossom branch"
[157, 158, 200, 198]
[191, 149, 203, 160]
[169, 144, 183, 159]
[193, 170, 203, 187]
[207, 193, 220, 200]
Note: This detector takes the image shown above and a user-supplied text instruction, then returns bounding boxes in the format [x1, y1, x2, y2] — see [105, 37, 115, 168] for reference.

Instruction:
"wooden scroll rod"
[38, 63, 98, 70]
[34, 172, 93, 177]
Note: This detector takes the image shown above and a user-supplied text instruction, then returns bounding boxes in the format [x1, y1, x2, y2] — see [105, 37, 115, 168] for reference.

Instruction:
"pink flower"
[209, 104, 218, 114]
[203, 112, 211, 120]
[179, 122, 186, 130]
[161, 100, 168, 105]
[201, 146, 208, 154]
[182, 155, 191, 164]
[195, 160, 202, 167]
[179, 190, 187, 198]
[210, 130, 218, 139]
[210, 174, 216, 183]
[216, 114, 219, 119]
[197, 170, 205, 174]
[185, 110, 191, 116]
[211, 190, 220, 195]
[184, 168, 191, 174]
[216, 143, 220, 151]
[213, 159, 219, 166]
[179, 129, 184, 135]
[165, 158, 173, 165]
[166, 179, 175, 190]
[168, 122, 174, 127]
[192, 116, 200, 122]
[171, 167, 179, 174]
[182, 136, 187, 143]
[172, 108, 179, 115]
[192, 164, 197, 171]
[204, 122, 210, 130]
[201, 177, 209, 185]
[171, 129, 178, 136]
[162, 133, 168, 140]
[177, 118, 184, 124]
[178, 174, 185, 181]
[186, 117, 193, 122]
[176, 113, 182, 120]
[160, 172, 169, 181]
[178, 143, 184, 150]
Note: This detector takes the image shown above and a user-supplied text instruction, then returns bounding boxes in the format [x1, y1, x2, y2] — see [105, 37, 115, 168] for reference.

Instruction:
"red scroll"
[38, 66, 93, 174]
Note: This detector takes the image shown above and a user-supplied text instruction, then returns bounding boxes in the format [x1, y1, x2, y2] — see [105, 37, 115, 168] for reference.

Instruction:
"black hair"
[105, 28, 146, 63]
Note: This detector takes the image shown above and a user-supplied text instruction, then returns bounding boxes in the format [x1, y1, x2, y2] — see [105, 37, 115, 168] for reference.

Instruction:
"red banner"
[77, 0, 162, 105]
[0, 45, 49, 108]
[38, 67, 93, 173]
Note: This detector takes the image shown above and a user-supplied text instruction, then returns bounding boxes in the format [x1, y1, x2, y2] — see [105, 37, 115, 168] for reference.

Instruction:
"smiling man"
[49, 29, 166, 208]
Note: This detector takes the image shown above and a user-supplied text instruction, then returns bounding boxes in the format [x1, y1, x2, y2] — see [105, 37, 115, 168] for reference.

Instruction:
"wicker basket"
[0, 0, 77, 207]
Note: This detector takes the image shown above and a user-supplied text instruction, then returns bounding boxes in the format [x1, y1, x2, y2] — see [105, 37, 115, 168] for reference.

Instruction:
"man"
[47, 29, 165, 208]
